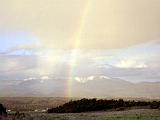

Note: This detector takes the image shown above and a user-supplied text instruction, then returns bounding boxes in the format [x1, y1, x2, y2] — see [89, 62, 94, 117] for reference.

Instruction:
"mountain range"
[0, 76, 160, 99]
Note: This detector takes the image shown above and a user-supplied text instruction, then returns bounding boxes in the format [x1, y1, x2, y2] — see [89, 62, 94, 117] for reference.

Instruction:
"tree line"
[48, 98, 160, 113]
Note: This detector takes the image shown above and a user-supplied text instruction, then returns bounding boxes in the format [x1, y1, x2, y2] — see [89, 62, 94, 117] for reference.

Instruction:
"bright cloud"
[115, 60, 147, 69]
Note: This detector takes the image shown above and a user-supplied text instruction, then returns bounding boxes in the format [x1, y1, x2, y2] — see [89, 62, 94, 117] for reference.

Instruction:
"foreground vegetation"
[1, 97, 160, 119]
[0, 97, 70, 111]
[8, 109, 160, 120]
[48, 98, 160, 113]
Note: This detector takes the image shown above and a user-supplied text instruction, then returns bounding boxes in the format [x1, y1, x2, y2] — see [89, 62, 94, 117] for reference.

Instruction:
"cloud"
[0, 55, 38, 80]
[40, 76, 50, 83]
[0, 41, 160, 83]
[23, 76, 50, 84]
[115, 60, 147, 69]
[1, 0, 160, 49]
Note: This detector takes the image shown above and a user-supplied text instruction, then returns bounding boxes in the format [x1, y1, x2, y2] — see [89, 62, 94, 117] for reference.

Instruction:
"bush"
[150, 101, 159, 109]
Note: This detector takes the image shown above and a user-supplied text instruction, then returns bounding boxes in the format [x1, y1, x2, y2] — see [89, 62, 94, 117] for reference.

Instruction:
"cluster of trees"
[48, 98, 160, 113]
[0, 104, 7, 119]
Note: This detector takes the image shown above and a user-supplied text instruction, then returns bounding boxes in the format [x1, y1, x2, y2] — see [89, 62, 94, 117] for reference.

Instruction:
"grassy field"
[8, 109, 160, 120]
[0, 97, 71, 111]
[0, 97, 160, 120]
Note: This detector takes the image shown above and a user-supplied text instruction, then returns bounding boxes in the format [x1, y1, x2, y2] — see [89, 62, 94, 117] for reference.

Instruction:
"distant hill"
[0, 76, 160, 99]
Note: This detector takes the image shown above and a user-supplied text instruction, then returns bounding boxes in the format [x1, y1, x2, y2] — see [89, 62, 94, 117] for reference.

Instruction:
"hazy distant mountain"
[72, 77, 160, 98]
[0, 77, 160, 99]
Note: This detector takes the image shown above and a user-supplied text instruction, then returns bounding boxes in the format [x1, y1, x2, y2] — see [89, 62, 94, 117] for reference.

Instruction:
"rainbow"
[66, 0, 91, 97]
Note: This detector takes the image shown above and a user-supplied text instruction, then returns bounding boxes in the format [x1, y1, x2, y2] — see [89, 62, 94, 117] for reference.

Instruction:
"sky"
[0, 0, 160, 85]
